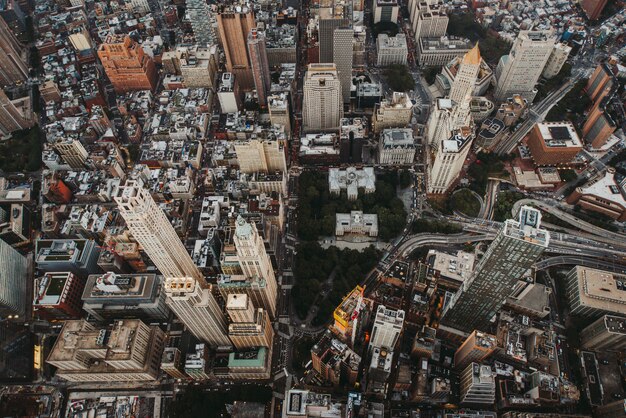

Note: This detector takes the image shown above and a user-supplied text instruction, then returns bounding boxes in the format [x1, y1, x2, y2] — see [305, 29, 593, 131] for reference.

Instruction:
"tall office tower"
[0, 17, 27, 86]
[580, 315, 626, 351]
[97, 35, 158, 94]
[233, 216, 277, 302]
[542, 43, 572, 79]
[0, 89, 34, 137]
[33, 272, 85, 320]
[414, 2, 448, 40]
[459, 363, 496, 405]
[303, 64, 343, 132]
[449, 44, 480, 105]
[227, 294, 274, 349]
[164, 277, 230, 347]
[442, 206, 549, 332]
[0, 239, 27, 317]
[454, 331, 497, 370]
[247, 29, 271, 107]
[52, 138, 88, 169]
[318, 2, 350, 63]
[427, 126, 474, 194]
[581, 0, 607, 20]
[586, 62, 617, 103]
[494, 30, 555, 102]
[333, 27, 354, 104]
[373, 0, 399, 24]
[46, 319, 166, 382]
[369, 305, 405, 351]
[186, 0, 217, 45]
[161, 347, 187, 379]
[234, 138, 287, 174]
[115, 180, 203, 281]
[217, 4, 256, 90]
[115, 180, 230, 347]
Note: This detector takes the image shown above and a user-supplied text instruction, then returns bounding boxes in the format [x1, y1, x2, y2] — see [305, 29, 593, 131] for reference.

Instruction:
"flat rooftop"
[573, 266, 626, 315]
[537, 122, 582, 148]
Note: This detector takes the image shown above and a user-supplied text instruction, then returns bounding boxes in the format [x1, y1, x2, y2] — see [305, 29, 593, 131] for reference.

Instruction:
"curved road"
[536, 256, 626, 274]
[511, 198, 626, 243]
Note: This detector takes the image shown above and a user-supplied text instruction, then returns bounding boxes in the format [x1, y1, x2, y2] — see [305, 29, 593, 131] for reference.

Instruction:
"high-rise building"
[448, 44, 481, 105]
[454, 331, 497, 370]
[0, 89, 34, 137]
[52, 138, 88, 169]
[33, 272, 84, 320]
[542, 43, 571, 79]
[115, 180, 230, 346]
[0, 239, 27, 317]
[186, 0, 217, 45]
[369, 305, 405, 351]
[164, 277, 231, 347]
[218, 274, 276, 319]
[427, 127, 474, 194]
[582, 91, 619, 149]
[234, 138, 287, 174]
[303, 64, 343, 132]
[565, 266, 626, 318]
[526, 121, 583, 166]
[247, 29, 271, 107]
[494, 30, 555, 102]
[460, 363, 496, 404]
[586, 63, 617, 103]
[217, 72, 242, 113]
[82, 272, 170, 323]
[318, 2, 350, 63]
[442, 206, 549, 332]
[367, 346, 393, 396]
[333, 27, 354, 103]
[233, 216, 277, 305]
[227, 294, 274, 349]
[580, 315, 626, 351]
[115, 180, 202, 280]
[97, 35, 158, 94]
[372, 92, 413, 133]
[581, 0, 607, 20]
[46, 319, 165, 382]
[376, 34, 408, 67]
[373, 0, 399, 23]
[0, 17, 27, 86]
[217, 4, 256, 90]
[414, 2, 448, 40]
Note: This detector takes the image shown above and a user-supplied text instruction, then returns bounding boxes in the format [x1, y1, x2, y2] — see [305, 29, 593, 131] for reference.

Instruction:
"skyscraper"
[333, 27, 354, 104]
[186, 0, 217, 45]
[448, 44, 481, 105]
[369, 305, 405, 351]
[303, 63, 343, 132]
[459, 363, 496, 405]
[234, 138, 287, 174]
[226, 294, 274, 349]
[0, 17, 27, 87]
[494, 30, 555, 102]
[52, 138, 89, 169]
[413, 1, 448, 40]
[442, 206, 549, 332]
[217, 4, 256, 90]
[115, 180, 203, 281]
[97, 35, 158, 94]
[427, 126, 474, 194]
[0, 89, 35, 137]
[115, 180, 230, 346]
[233, 216, 277, 310]
[454, 330, 497, 370]
[318, 2, 350, 63]
[247, 29, 271, 107]
[0, 239, 28, 317]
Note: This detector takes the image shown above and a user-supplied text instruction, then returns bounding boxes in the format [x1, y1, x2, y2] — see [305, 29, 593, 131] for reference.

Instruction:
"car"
[601, 359, 610, 365]
[612, 393, 623, 400]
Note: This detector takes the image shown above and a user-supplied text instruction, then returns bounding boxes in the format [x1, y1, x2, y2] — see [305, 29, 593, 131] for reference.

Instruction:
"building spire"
[463, 42, 481, 65]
